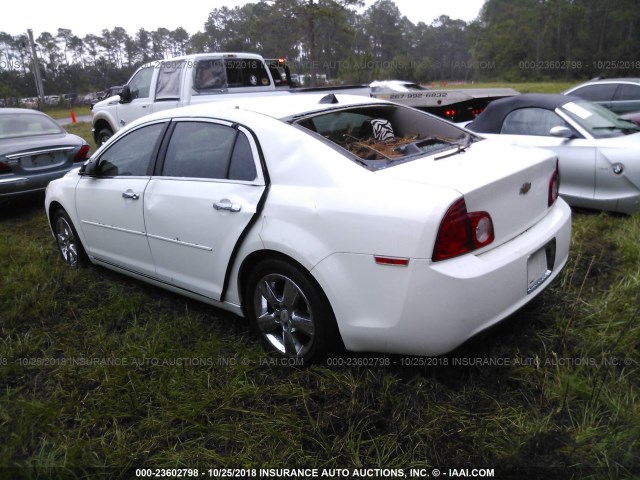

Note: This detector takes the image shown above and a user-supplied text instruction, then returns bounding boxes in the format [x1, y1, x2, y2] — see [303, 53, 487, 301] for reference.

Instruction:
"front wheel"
[245, 258, 339, 363]
[53, 209, 87, 267]
[96, 127, 113, 146]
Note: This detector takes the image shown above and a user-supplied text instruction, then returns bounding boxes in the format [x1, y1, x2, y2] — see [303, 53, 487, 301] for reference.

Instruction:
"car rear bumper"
[312, 199, 572, 356]
[0, 170, 72, 197]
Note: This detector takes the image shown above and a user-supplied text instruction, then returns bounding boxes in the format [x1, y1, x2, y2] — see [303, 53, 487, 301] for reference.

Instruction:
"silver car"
[563, 78, 640, 115]
[467, 93, 640, 214]
[0, 108, 90, 199]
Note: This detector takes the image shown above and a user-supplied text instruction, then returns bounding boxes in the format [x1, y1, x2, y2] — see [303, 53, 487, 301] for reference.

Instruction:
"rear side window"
[193, 60, 226, 90]
[193, 58, 271, 93]
[162, 122, 257, 181]
[614, 83, 640, 101]
[501, 108, 567, 136]
[228, 133, 258, 181]
[225, 58, 271, 87]
[571, 84, 617, 102]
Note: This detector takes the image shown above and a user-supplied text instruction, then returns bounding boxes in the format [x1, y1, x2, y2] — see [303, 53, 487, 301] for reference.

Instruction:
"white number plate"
[527, 246, 551, 294]
[21, 152, 64, 170]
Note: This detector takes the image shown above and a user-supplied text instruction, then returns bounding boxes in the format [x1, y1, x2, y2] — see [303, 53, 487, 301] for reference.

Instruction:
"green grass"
[63, 122, 96, 149]
[454, 82, 575, 94]
[43, 106, 92, 120]
[2, 193, 639, 480]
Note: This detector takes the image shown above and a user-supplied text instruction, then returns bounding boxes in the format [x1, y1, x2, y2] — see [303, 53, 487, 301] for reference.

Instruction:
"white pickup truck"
[91, 53, 517, 145]
[91, 53, 294, 145]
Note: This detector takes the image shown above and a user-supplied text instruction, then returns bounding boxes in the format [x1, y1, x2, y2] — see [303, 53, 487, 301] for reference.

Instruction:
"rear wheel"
[245, 258, 338, 363]
[53, 209, 87, 267]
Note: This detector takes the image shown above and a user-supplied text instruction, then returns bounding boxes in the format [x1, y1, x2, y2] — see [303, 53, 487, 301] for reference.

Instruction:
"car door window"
[128, 66, 154, 100]
[156, 60, 185, 100]
[193, 60, 226, 91]
[228, 132, 257, 181]
[571, 84, 617, 102]
[98, 123, 165, 176]
[162, 122, 257, 181]
[613, 84, 640, 101]
[501, 108, 567, 136]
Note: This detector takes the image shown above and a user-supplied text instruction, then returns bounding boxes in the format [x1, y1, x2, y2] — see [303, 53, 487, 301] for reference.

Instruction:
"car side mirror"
[549, 126, 573, 139]
[119, 85, 132, 103]
[79, 159, 99, 176]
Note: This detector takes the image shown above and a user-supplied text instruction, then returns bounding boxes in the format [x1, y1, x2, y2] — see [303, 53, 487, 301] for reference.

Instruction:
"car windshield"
[294, 104, 473, 170]
[560, 100, 640, 138]
[0, 113, 64, 140]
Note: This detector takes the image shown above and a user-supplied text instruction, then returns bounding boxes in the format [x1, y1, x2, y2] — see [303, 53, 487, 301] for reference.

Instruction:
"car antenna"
[319, 94, 338, 104]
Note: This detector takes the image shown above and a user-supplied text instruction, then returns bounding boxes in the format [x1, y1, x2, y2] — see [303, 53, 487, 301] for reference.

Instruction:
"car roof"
[468, 93, 581, 134]
[579, 78, 640, 84]
[565, 78, 640, 93]
[140, 52, 267, 70]
[0, 108, 47, 116]
[130, 94, 391, 127]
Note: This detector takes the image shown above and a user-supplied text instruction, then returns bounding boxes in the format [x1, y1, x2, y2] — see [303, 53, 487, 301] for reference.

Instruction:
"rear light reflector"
[374, 256, 410, 266]
[548, 160, 560, 207]
[433, 198, 494, 262]
[0, 161, 11, 174]
[74, 145, 90, 162]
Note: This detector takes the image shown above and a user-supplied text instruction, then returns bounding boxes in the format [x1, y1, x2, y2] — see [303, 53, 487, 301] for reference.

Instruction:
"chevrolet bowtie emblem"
[520, 182, 532, 195]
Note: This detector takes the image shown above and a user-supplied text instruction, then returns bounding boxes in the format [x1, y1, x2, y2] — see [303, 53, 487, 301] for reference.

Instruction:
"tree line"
[1, 0, 639, 101]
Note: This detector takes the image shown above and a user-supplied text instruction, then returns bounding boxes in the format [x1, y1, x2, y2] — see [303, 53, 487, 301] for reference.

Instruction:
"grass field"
[454, 82, 576, 94]
[1, 84, 639, 479]
[41, 106, 93, 120]
[64, 122, 95, 149]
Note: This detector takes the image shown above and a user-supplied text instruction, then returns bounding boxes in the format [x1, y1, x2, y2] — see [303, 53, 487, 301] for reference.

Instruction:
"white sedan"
[45, 94, 571, 361]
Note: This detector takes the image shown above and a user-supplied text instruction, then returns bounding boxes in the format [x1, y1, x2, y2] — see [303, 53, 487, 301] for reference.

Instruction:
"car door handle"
[122, 191, 139, 200]
[213, 201, 242, 212]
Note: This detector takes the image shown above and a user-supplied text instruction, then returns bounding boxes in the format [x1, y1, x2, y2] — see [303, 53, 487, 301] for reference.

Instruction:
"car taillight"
[433, 197, 494, 262]
[548, 160, 560, 207]
[74, 145, 90, 162]
[0, 161, 11, 174]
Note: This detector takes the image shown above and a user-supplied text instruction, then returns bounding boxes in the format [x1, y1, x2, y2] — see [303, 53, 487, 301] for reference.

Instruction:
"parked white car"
[45, 94, 571, 361]
[45, 95, 61, 106]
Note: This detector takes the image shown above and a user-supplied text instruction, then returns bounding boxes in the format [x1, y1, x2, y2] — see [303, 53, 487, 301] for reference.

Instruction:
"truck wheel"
[96, 127, 113, 146]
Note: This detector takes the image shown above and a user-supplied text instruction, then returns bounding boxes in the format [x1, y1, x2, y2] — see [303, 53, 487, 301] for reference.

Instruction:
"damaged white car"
[45, 94, 571, 361]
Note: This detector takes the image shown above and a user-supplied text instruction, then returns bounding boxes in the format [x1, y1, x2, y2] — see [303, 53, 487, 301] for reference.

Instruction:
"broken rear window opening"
[293, 105, 476, 171]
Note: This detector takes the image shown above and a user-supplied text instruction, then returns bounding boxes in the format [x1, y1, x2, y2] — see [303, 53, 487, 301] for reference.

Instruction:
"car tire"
[96, 127, 113, 146]
[244, 258, 339, 363]
[52, 209, 88, 267]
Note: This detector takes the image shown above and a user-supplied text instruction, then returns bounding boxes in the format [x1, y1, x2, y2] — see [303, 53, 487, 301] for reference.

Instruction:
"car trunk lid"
[6, 146, 74, 172]
[1, 134, 78, 174]
[379, 140, 559, 251]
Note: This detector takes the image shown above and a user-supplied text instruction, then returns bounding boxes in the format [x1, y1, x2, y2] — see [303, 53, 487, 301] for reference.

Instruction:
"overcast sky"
[5, 0, 485, 38]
